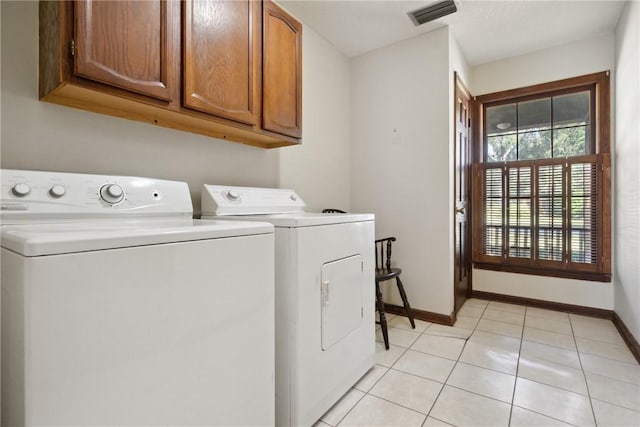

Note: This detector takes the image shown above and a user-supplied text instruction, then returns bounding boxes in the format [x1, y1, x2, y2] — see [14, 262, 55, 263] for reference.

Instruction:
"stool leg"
[395, 276, 415, 329]
[375, 280, 389, 350]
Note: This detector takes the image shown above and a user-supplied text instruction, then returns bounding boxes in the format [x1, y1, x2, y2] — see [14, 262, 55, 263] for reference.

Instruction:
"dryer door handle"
[321, 280, 330, 306]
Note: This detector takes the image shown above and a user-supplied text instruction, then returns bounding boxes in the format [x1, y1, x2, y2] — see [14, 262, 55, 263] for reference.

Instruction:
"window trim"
[472, 71, 611, 282]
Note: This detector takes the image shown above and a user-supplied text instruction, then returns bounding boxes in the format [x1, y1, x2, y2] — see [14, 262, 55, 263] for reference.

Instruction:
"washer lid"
[0, 219, 273, 256]
[201, 212, 374, 227]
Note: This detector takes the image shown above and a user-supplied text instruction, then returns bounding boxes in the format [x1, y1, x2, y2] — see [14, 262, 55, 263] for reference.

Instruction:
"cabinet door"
[262, 0, 302, 138]
[74, 0, 176, 102]
[183, 0, 261, 126]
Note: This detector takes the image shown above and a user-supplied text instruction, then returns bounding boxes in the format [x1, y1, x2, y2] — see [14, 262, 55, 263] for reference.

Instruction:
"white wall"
[351, 27, 454, 315]
[472, 33, 615, 95]
[278, 24, 352, 212]
[614, 1, 640, 338]
[470, 33, 616, 309]
[0, 1, 350, 216]
[449, 31, 471, 89]
[474, 270, 614, 309]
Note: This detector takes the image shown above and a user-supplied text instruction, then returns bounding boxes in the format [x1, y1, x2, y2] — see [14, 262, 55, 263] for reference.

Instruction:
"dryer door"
[320, 255, 363, 350]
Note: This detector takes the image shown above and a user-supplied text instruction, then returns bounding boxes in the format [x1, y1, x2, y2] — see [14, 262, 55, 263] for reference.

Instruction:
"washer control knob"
[290, 194, 298, 201]
[225, 190, 240, 201]
[49, 185, 66, 198]
[100, 184, 125, 204]
[11, 183, 31, 197]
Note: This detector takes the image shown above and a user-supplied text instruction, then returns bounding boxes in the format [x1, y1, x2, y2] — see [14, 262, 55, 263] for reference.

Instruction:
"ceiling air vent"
[408, 0, 458, 26]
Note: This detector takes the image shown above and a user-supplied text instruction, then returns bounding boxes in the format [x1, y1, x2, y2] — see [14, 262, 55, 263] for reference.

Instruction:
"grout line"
[580, 364, 640, 386]
[330, 336, 417, 426]
[421, 300, 489, 423]
[329, 318, 409, 427]
[525, 309, 570, 319]
[390, 364, 453, 384]
[515, 355, 592, 395]
[510, 375, 592, 398]
[521, 335, 578, 352]
[517, 348, 583, 371]
[590, 397, 640, 414]
[574, 332, 636, 348]
[483, 307, 527, 316]
[569, 311, 599, 426]
[581, 371, 640, 413]
[474, 322, 524, 340]
[520, 336, 581, 357]
[408, 345, 468, 362]
[422, 414, 455, 426]
[322, 316, 412, 426]
[576, 347, 638, 365]
[508, 305, 527, 426]
[524, 324, 575, 338]
[511, 404, 581, 427]
[325, 386, 367, 426]
[452, 359, 516, 377]
[364, 392, 431, 417]
[444, 382, 513, 405]
[359, 325, 431, 426]
[324, 299, 637, 426]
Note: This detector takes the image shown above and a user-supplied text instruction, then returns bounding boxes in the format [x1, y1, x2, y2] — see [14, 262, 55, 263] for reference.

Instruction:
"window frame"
[482, 84, 596, 161]
[472, 71, 611, 282]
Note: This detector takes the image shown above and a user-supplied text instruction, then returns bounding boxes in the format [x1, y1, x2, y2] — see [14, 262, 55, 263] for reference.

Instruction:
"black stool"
[375, 237, 415, 350]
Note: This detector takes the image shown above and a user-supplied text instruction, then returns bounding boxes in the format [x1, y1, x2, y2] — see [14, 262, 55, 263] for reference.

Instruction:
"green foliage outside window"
[486, 91, 590, 162]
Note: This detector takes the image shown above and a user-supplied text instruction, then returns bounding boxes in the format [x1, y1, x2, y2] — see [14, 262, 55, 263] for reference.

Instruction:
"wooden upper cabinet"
[74, 0, 176, 102]
[262, 0, 302, 138]
[40, 0, 301, 148]
[183, 0, 261, 126]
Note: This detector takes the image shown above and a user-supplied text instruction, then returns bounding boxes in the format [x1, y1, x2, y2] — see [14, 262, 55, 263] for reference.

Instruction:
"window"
[473, 72, 611, 282]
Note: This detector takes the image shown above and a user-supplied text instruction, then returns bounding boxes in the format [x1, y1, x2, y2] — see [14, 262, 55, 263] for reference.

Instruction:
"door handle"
[321, 281, 330, 306]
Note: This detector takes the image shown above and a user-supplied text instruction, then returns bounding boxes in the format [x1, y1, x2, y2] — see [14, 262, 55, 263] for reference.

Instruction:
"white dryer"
[0, 170, 275, 426]
[201, 185, 375, 427]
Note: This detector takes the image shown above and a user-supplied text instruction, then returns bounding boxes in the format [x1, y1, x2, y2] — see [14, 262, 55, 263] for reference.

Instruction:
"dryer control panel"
[202, 184, 306, 216]
[0, 169, 193, 224]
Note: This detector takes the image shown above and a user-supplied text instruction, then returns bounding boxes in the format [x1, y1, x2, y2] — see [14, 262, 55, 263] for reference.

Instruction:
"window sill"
[473, 262, 611, 283]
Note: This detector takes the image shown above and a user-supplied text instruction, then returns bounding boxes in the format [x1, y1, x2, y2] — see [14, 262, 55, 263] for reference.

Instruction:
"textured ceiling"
[280, 0, 626, 65]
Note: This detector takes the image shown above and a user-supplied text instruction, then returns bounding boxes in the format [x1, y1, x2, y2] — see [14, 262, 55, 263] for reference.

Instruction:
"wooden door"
[74, 0, 176, 102]
[262, 0, 302, 138]
[454, 73, 473, 312]
[182, 0, 260, 126]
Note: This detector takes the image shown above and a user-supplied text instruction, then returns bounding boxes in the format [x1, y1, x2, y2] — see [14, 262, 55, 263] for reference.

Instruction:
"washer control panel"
[202, 184, 306, 216]
[1, 169, 193, 224]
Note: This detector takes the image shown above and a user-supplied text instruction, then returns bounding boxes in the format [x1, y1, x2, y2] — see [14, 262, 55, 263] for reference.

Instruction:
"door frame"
[453, 71, 474, 313]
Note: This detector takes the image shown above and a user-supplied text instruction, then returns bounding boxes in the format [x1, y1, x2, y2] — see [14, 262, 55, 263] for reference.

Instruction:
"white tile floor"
[315, 299, 640, 427]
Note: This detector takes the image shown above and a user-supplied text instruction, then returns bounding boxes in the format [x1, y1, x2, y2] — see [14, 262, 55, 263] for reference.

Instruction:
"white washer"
[1, 170, 275, 426]
[201, 185, 375, 427]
